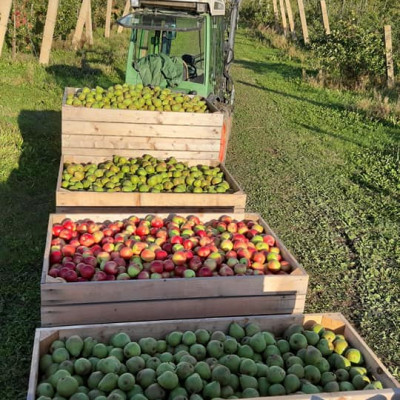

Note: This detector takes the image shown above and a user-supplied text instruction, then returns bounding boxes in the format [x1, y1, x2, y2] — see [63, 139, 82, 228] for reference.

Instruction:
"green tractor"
[117, 0, 241, 106]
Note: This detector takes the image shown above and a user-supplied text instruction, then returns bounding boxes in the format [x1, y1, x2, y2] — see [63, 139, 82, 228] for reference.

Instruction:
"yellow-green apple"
[203, 258, 217, 271]
[227, 222, 237, 233]
[127, 263, 142, 278]
[172, 251, 187, 266]
[267, 260, 281, 273]
[132, 242, 147, 255]
[183, 269, 196, 278]
[172, 244, 184, 252]
[117, 273, 130, 280]
[150, 273, 162, 279]
[220, 239, 233, 252]
[251, 262, 264, 271]
[234, 264, 247, 275]
[255, 242, 269, 251]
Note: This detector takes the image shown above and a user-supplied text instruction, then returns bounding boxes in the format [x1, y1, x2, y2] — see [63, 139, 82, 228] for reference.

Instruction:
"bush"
[239, 0, 274, 28]
[311, 18, 386, 88]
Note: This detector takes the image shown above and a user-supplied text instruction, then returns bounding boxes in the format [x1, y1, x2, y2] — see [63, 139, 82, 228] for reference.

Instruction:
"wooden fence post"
[320, 0, 330, 35]
[105, 0, 113, 38]
[72, 0, 90, 50]
[284, 0, 296, 39]
[117, 0, 130, 34]
[39, 0, 60, 64]
[85, 0, 93, 45]
[278, 0, 288, 36]
[384, 25, 395, 89]
[0, 0, 12, 57]
[272, 0, 279, 30]
[297, 0, 309, 44]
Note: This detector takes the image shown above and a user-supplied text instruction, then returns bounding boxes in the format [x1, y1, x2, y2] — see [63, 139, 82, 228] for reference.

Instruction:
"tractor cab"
[118, 0, 238, 103]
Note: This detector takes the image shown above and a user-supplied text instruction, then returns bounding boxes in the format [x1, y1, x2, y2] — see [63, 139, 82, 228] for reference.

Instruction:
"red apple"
[163, 259, 175, 272]
[132, 242, 148, 255]
[50, 250, 62, 264]
[104, 261, 118, 275]
[102, 242, 115, 253]
[263, 235, 275, 246]
[76, 223, 88, 234]
[219, 265, 234, 276]
[92, 231, 104, 243]
[48, 267, 60, 278]
[62, 219, 76, 231]
[252, 252, 266, 264]
[62, 261, 76, 270]
[155, 250, 168, 260]
[80, 233, 95, 247]
[197, 246, 211, 258]
[136, 224, 150, 236]
[174, 265, 187, 277]
[189, 256, 202, 271]
[150, 260, 164, 274]
[138, 270, 150, 279]
[84, 256, 97, 267]
[80, 264, 95, 279]
[52, 224, 64, 237]
[198, 267, 213, 277]
[59, 229, 73, 241]
[105, 274, 116, 281]
[171, 236, 183, 245]
[92, 271, 107, 281]
[120, 246, 133, 259]
[151, 217, 164, 228]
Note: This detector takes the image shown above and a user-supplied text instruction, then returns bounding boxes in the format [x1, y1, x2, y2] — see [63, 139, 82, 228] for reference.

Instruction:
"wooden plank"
[384, 25, 395, 89]
[278, 0, 288, 36]
[61, 154, 218, 166]
[85, 0, 93, 45]
[117, 0, 130, 34]
[62, 120, 221, 138]
[272, 0, 279, 29]
[62, 104, 224, 126]
[62, 135, 221, 152]
[0, 0, 12, 57]
[105, 0, 112, 37]
[39, 0, 60, 64]
[320, 0, 331, 35]
[284, 0, 296, 39]
[72, 0, 89, 50]
[56, 190, 246, 208]
[41, 275, 307, 304]
[61, 147, 220, 160]
[28, 313, 400, 399]
[41, 294, 305, 326]
[297, 0, 309, 44]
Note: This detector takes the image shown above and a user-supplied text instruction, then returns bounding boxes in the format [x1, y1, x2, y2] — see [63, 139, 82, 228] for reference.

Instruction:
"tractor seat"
[182, 54, 197, 79]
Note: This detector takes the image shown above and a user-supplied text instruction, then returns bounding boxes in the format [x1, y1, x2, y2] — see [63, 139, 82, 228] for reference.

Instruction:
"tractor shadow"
[0, 109, 61, 399]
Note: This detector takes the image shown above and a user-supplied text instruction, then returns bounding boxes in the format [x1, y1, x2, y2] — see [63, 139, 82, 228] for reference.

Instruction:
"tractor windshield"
[120, 11, 205, 85]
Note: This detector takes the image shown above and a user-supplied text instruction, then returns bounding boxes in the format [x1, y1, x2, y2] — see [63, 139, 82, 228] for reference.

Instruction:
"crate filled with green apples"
[28, 314, 400, 400]
[41, 213, 308, 327]
[56, 154, 246, 214]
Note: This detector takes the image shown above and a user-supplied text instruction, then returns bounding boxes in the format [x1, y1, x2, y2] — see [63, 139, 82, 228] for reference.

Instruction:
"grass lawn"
[0, 29, 399, 398]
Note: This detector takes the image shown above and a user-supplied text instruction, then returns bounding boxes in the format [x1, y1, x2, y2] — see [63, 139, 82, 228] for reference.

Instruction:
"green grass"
[0, 29, 399, 398]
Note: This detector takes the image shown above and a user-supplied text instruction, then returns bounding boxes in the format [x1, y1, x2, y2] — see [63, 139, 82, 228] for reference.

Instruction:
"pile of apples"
[49, 215, 293, 282]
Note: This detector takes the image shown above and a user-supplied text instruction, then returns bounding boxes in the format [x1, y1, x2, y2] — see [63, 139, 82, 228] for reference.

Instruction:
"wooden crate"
[58, 88, 244, 213]
[41, 212, 308, 327]
[27, 313, 400, 400]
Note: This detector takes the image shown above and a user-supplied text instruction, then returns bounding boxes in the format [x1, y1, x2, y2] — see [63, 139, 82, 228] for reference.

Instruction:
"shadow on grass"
[46, 48, 126, 90]
[0, 110, 60, 399]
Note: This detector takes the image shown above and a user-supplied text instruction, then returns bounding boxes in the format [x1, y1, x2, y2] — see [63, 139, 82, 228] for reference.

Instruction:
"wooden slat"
[61, 147, 220, 160]
[28, 313, 400, 400]
[62, 120, 221, 138]
[62, 154, 218, 166]
[62, 104, 224, 126]
[62, 135, 220, 152]
[41, 295, 306, 326]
